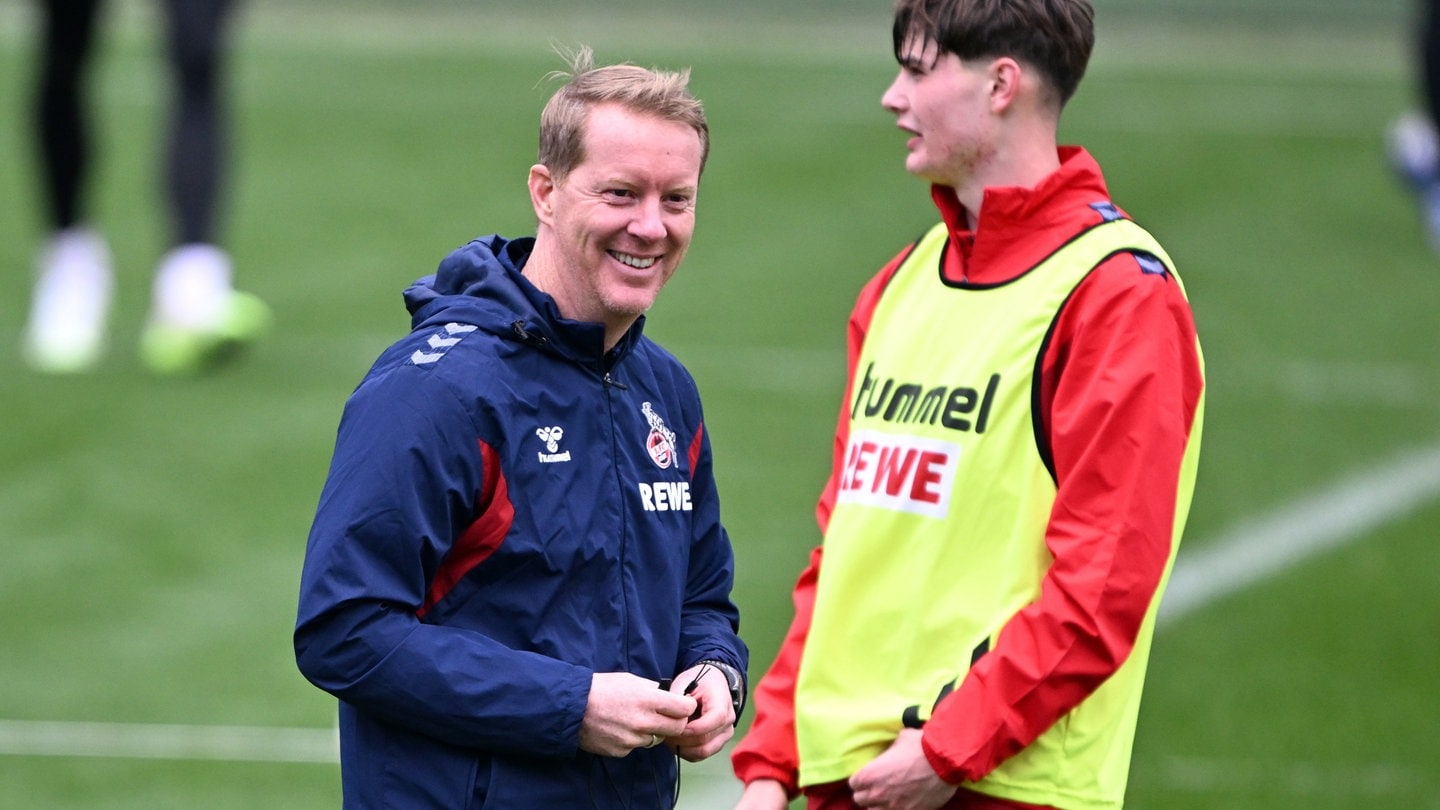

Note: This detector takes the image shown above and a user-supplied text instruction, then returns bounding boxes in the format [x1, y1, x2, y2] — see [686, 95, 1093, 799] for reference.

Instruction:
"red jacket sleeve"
[921, 253, 1204, 782]
[729, 545, 821, 796]
[731, 253, 907, 792]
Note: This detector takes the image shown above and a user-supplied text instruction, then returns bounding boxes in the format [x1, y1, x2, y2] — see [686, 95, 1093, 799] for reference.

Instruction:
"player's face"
[882, 36, 996, 187]
[530, 103, 702, 336]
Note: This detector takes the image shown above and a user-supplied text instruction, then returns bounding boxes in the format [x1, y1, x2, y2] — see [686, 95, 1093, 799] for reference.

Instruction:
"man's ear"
[528, 164, 556, 224]
[988, 57, 1023, 113]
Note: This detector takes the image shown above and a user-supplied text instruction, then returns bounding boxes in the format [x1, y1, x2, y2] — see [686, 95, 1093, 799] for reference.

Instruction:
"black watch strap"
[697, 659, 746, 723]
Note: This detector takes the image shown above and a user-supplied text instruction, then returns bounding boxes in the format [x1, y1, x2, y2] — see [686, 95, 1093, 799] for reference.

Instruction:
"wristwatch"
[697, 659, 746, 724]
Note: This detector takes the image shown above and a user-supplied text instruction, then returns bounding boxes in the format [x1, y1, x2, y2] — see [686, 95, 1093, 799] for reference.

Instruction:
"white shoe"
[1387, 110, 1440, 190]
[23, 227, 114, 374]
[1387, 111, 1440, 252]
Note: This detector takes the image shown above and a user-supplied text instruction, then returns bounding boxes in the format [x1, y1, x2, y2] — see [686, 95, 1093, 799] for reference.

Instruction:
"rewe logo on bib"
[837, 430, 959, 518]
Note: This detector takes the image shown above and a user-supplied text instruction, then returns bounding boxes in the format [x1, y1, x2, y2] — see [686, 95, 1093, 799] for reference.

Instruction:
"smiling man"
[295, 48, 747, 809]
[523, 100, 700, 349]
[732, 1, 1204, 809]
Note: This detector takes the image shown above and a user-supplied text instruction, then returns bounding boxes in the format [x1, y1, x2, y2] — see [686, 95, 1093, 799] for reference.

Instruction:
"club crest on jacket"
[642, 402, 677, 469]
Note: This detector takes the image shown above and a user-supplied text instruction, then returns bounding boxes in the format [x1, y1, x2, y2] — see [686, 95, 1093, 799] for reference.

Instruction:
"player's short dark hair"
[892, 0, 1095, 106]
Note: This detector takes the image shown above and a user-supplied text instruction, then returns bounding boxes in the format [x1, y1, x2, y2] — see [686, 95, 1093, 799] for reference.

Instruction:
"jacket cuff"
[732, 755, 801, 799]
[920, 731, 969, 786]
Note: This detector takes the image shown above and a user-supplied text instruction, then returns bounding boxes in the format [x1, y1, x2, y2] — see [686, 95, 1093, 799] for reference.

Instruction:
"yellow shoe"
[139, 290, 272, 376]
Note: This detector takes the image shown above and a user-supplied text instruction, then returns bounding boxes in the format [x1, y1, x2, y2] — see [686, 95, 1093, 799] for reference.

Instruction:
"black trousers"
[1422, 0, 1440, 124]
[34, 0, 236, 245]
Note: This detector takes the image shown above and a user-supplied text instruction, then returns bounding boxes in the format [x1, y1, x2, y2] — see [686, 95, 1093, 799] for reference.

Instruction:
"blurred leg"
[25, 0, 114, 374]
[142, 0, 270, 376]
[159, 0, 235, 246]
[1422, 0, 1440, 127]
[35, 0, 105, 230]
[1386, 0, 1440, 252]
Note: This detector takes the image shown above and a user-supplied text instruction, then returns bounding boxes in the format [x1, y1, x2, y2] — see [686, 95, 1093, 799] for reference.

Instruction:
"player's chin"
[603, 287, 662, 318]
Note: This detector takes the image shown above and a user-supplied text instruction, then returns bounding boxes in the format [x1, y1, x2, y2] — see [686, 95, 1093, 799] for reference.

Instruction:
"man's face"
[530, 103, 702, 334]
[881, 36, 996, 187]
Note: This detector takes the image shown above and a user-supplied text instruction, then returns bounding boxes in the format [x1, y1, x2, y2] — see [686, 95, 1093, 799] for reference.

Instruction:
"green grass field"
[1, 1, 1437, 807]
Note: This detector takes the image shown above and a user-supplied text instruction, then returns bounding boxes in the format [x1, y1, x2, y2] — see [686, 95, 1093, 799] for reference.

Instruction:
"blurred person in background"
[1387, 0, 1440, 251]
[731, 0, 1205, 808]
[294, 47, 747, 809]
[24, 0, 269, 376]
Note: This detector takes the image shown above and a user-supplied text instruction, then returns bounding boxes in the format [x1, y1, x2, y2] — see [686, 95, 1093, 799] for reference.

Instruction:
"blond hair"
[537, 46, 709, 182]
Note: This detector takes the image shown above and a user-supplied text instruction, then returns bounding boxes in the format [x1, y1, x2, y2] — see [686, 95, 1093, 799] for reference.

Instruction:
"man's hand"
[663, 661, 737, 761]
[579, 672, 697, 757]
[848, 728, 957, 810]
[733, 778, 790, 810]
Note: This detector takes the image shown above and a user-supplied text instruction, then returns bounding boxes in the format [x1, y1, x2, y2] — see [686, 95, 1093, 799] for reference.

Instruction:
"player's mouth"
[610, 251, 659, 270]
[893, 122, 921, 150]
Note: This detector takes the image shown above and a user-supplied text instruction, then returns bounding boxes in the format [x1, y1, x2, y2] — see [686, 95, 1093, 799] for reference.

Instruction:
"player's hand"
[733, 778, 790, 810]
[579, 672, 697, 757]
[848, 728, 957, 809]
[663, 661, 736, 761]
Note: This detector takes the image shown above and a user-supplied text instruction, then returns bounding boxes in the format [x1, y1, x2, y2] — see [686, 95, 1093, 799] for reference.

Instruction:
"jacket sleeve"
[731, 256, 904, 792]
[676, 412, 748, 678]
[920, 254, 1205, 782]
[294, 366, 590, 758]
[729, 545, 821, 796]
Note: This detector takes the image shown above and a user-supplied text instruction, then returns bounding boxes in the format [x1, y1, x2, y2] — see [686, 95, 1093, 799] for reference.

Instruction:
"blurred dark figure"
[1387, 0, 1440, 252]
[24, 0, 269, 376]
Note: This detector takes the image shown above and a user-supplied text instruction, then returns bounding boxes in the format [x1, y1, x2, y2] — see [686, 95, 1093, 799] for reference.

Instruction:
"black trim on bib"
[1032, 246, 1176, 482]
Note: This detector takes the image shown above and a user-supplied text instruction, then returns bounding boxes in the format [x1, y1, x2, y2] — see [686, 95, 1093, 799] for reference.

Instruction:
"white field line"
[1158, 440, 1440, 626]
[3, 442, 1439, 808]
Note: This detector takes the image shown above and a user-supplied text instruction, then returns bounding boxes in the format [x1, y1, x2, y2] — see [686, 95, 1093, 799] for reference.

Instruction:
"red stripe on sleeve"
[417, 439, 513, 618]
[688, 422, 705, 480]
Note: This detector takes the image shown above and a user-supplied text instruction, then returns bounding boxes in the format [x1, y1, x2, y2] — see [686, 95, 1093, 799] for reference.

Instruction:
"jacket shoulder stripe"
[411, 323, 479, 366]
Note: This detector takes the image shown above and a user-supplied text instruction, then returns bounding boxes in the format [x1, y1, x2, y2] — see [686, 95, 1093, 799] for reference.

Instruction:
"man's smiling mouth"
[611, 251, 658, 269]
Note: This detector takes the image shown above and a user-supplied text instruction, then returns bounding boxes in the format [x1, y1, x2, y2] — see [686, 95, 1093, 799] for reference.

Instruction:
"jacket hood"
[404, 234, 543, 331]
[402, 234, 642, 363]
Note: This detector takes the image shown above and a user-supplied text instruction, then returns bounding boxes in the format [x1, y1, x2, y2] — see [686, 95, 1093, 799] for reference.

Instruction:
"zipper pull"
[603, 372, 628, 390]
[510, 320, 548, 347]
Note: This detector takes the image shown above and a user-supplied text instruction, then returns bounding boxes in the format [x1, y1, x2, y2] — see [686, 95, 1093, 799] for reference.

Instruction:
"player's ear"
[989, 57, 1023, 112]
[528, 164, 556, 224]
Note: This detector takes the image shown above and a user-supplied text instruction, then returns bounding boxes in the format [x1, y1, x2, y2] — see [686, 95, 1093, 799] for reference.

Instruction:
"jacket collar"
[405, 234, 644, 371]
[930, 146, 1114, 285]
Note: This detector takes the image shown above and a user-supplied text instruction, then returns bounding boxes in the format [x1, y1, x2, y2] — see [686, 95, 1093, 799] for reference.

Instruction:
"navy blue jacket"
[295, 234, 747, 808]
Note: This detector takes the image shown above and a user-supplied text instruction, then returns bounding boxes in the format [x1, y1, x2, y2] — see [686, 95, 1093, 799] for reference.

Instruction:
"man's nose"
[628, 197, 667, 241]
